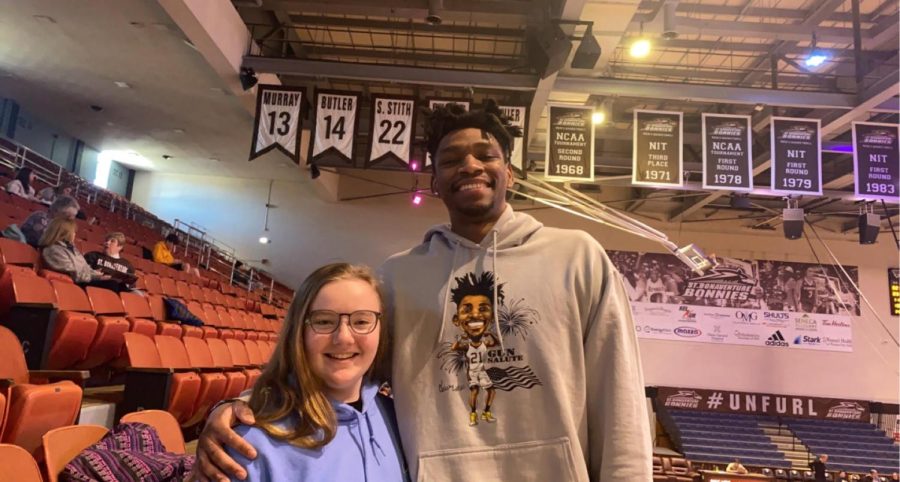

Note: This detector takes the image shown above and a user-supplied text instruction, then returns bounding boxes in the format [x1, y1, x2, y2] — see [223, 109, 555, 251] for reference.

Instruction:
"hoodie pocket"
[416, 437, 583, 482]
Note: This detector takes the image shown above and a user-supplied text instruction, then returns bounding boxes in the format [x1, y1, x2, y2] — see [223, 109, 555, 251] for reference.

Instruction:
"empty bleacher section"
[785, 418, 900, 475]
[0, 134, 294, 466]
[660, 408, 793, 469]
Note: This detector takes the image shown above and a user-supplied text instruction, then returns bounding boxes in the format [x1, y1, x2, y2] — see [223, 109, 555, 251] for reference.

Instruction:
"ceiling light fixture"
[629, 22, 652, 59]
[114, 81, 131, 89]
[258, 236, 271, 244]
[240, 67, 258, 91]
[591, 111, 606, 125]
[804, 33, 829, 68]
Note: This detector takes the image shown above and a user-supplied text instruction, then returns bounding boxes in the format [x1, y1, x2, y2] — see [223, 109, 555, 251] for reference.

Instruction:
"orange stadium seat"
[53, 281, 128, 369]
[205, 338, 248, 400]
[119, 409, 185, 454]
[0, 325, 84, 459]
[86, 284, 154, 341]
[120, 333, 200, 426]
[224, 338, 261, 389]
[0, 238, 39, 270]
[154, 335, 226, 427]
[0, 443, 43, 482]
[42, 425, 108, 482]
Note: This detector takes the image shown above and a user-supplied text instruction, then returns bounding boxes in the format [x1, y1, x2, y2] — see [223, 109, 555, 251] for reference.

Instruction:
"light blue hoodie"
[229, 382, 407, 482]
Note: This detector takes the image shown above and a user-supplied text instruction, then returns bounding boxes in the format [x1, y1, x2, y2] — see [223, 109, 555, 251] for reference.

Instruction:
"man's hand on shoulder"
[191, 400, 257, 482]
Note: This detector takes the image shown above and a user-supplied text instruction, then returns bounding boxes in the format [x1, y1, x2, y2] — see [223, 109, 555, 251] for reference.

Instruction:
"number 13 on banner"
[249, 85, 305, 163]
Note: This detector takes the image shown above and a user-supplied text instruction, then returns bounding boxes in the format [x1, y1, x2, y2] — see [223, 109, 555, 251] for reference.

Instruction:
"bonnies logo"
[555, 111, 586, 128]
[664, 390, 703, 409]
[825, 401, 866, 420]
[862, 129, 896, 145]
[643, 117, 677, 134]
[712, 122, 744, 137]
[781, 125, 815, 141]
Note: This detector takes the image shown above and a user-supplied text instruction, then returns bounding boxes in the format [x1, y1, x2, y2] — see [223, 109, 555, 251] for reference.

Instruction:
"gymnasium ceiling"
[0, 0, 897, 235]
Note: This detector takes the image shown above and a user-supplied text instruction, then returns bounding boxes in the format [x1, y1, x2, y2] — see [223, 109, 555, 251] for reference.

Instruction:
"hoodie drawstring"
[364, 412, 386, 464]
[435, 240, 461, 350]
[491, 230, 505, 351]
[351, 414, 368, 482]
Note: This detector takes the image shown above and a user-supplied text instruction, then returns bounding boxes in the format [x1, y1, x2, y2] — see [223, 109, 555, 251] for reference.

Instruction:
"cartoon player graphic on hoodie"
[449, 272, 501, 426]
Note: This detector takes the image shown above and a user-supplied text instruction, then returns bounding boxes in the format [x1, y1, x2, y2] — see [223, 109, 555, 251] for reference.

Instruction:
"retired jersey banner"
[853, 122, 899, 201]
[545, 104, 594, 181]
[656, 386, 870, 421]
[771, 117, 822, 195]
[608, 250, 859, 352]
[249, 85, 305, 163]
[702, 114, 753, 191]
[633, 110, 683, 187]
[499, 105, 528, 174]
[426, 99, 470, 168]
[310, 90, 360, 166]
[367, 95, 416, 168]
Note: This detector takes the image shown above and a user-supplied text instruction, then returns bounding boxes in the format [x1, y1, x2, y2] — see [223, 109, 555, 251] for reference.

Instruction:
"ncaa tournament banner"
[545, 104, 594, 181]
[770, 117, 822, 195]
[367, 95, 416, 169]
[309, 90, 361, 168]
[608, 250, 859, 352]
[852, 122, 899, 201]
[499, 105, 528, 175]
[426, 99, 470, 168]
[702, 114, 753, 191]
[633, 110, 683, 187]
[657, 386, 870, 421]
[249, 85, 305, 163]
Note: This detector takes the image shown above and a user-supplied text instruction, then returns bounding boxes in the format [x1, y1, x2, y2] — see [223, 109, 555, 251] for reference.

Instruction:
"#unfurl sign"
[853, 122, 899, 201]
[249, 85, 304, 163]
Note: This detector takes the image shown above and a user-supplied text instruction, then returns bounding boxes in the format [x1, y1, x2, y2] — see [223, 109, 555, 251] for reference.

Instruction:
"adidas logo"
[766, 330, 789, 347]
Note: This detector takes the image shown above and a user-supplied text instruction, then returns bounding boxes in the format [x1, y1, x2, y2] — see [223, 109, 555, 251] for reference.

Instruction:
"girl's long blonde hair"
[38, 217, 76, 248]
[249, 263, 389, 448]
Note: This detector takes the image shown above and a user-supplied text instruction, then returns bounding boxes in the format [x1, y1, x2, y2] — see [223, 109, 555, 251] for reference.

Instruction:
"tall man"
[809, 454, 828, 482]
[193, 101, 652, 481]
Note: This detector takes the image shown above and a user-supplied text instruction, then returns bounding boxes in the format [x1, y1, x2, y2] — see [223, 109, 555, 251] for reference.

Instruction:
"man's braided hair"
[424, 99, 523, 171]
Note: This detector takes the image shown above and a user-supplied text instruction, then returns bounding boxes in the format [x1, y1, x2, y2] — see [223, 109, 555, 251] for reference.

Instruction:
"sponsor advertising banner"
[609, 250, 858, 352]
[852, 122, 899, 201]
[657, 386, 870, 421]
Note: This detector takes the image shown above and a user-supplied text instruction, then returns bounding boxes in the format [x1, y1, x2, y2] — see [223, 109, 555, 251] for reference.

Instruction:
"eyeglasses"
[305, 310, 381, 335]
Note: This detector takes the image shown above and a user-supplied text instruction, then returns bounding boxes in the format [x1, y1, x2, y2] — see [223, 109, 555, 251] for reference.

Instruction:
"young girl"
[6, 167, 39, 201]
[39, 217, 121, 291]
[228, 263, 407, 482]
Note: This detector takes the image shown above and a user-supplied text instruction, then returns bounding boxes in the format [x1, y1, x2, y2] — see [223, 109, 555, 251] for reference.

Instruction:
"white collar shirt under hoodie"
[380, 205, 652, 482]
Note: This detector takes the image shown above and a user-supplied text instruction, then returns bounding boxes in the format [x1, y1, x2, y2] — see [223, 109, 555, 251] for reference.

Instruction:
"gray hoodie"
[381, 205, 652, 482]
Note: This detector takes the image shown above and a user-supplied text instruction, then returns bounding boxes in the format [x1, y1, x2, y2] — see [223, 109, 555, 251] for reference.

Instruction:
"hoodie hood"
[331, 380, 380, 422]
[422, 204, 543, 250]
[420, 205, 543, 352]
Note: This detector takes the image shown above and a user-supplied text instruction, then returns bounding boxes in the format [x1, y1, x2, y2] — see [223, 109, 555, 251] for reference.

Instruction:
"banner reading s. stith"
[367, 95, 416, 169]
[853, 122, 899, 201]
[633, 110, 683, 187]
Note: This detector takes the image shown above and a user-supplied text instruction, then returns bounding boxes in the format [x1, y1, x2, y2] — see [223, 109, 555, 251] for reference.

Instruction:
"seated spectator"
[836, 471, 850, 482]
[725, 458, 748, 474]
[865, 469, 881, 482]
[890, 472, 898, 481]
[153, 233, 192, 272]
[5, 167, 40, 201]
[20, 195, 80, 247]
[84, 232, 138, 291]
[37, 184, 72, 204]
[39, 217, 122, 292]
